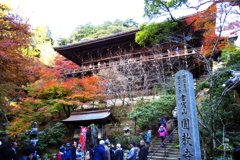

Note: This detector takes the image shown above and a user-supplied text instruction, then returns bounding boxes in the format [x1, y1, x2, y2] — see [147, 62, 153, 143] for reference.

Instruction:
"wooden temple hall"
[54, 28, 205, 91]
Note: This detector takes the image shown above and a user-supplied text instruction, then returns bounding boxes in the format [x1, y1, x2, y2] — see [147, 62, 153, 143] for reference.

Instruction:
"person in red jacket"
[158, 124, 168, 148]
[55, 146, 65, 160]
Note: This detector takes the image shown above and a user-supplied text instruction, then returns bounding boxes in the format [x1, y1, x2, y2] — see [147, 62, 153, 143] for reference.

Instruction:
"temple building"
[54, 27, 206, 94]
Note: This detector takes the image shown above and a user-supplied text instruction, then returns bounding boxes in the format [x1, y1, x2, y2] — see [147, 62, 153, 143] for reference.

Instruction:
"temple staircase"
[148, 130, 180, 160]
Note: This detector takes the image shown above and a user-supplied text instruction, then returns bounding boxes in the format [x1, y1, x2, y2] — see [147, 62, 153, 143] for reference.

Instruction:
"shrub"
[18, 122, 69, 155]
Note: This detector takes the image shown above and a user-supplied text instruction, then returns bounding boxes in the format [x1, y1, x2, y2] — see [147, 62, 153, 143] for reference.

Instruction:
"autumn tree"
[0, 3, 44, 122]
[8, 55, 106, 138]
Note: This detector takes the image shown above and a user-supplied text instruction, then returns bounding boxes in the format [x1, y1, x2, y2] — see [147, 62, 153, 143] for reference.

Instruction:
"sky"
[7, 0, 147, 40]
[7, 0, 237, 41]
[7, 0, 211, 40]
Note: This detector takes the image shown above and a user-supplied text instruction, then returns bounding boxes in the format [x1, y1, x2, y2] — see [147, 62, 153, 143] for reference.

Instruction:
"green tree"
[58, 19, 138, 45]
[130, 92, 176, 129]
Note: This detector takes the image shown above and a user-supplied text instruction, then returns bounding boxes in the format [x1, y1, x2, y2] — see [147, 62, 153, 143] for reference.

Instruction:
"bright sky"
[7, 0, 147, 40]
[7, 0, 217, 40]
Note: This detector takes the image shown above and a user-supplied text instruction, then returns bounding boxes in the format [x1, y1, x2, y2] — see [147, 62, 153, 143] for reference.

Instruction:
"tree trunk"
[2, 109, 8, 123]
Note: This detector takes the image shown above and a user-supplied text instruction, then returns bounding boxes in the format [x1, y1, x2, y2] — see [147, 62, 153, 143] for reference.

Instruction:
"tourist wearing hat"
[128, 141, 136, 160]
[54, 146, 65, 160]
[76, 144, 83, 160]
[29, 141, 37, 160]
[93, 140, 106, 160]
[63, 143, 72, 160]
[20, 146, 35, 160]
[114, 144, 123, 160]
[145, 128, 152, 153]
[139, 140, 147, 160]
[104, 139, 110, 160]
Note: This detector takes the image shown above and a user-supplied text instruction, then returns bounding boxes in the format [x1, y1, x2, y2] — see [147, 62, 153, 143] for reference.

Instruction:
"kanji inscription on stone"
[175, 70, 201, 159]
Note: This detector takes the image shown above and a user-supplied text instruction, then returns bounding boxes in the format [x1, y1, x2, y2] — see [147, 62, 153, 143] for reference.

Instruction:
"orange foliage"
[185, 4, 227, 57]
[0, 3, 45, 110]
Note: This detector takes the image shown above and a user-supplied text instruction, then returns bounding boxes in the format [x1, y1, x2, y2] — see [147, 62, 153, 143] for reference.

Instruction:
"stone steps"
[148, 130, 179, 160]
[148, 152, 180, 157]
[147, 155, 179, 160]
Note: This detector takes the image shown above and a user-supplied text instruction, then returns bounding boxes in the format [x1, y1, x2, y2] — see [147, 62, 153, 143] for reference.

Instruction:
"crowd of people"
[52, 139, 148, 160]
[0, 141, 37, 160]
[1, 105, 240, 160]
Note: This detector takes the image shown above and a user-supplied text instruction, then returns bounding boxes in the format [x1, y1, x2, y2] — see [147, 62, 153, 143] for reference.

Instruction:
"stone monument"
[0, 123, 8, 144]
[123, 123, 132, 136]
[175, 70, 201, 159]
[25, 122, 42, 144]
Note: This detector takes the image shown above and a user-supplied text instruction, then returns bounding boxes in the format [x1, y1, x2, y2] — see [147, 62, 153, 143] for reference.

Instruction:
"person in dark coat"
[69, 141, 77, 160]
[28, 141, 37, 160]
[93, 140, 106, 160]
[139, 140, 148, 160]
[159, 117, 166, 127]
[12, 142, 19, 160]
[20, 146, 35, 160]
[110, 143, 115, 160]
[234, 146, 240, 160]
[0, 142, 15, 160]
[114, 144, 123, 160]
[87, 143, 95, 160]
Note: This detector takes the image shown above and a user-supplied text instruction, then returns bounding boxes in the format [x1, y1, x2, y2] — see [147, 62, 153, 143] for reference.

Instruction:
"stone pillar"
[175, 70, 201, 159]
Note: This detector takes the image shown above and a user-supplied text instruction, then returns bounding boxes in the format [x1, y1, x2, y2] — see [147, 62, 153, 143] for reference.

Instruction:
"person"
[104, 139, 110, 160]
[145, 128, 152, 153]
[114, 144, 123, 160]
[63, 143, 72, 160]
[54, 146, 65, 160]
[20, 146, 35, 160]
[172, 107, 178, 127]
[28, 141, 37, 160]
[128, 141, 136, 160]
[70, 141, 77, 160]
[93, 140, 106, 160]
[139, 140, 147, 160]
[175, 47, 179, 56]
[12, 142, 19, 160]
[0, 142, 15, 160]
[234, 146, 240, 160]
[158, 124, 168, 148]
[86, 143, 95, 160]
[165, 119, 174, 143]
[76, 144, 83, 160]
[159, 117, 166, 127]
[110, 143, 115, 160]
[136, 144, 140, 160]
[217, 56, 221, 64]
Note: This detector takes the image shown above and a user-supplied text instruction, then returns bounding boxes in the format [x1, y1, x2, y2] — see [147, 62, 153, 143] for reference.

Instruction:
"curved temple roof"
[62, 109, 119, 123]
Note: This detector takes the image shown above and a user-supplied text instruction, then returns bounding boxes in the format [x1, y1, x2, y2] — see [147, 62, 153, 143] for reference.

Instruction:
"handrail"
[148, 126, 178, 160]
[64, 47, 202, 75]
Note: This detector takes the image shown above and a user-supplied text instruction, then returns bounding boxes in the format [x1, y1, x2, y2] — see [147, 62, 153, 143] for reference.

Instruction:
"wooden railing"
[64, 48, 201, 75]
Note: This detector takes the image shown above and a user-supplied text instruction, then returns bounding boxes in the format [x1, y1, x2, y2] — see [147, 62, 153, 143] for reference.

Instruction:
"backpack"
[159, 127, 164, 133]
[85, 150, 90, 160]
[143, 132, 148, 140]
